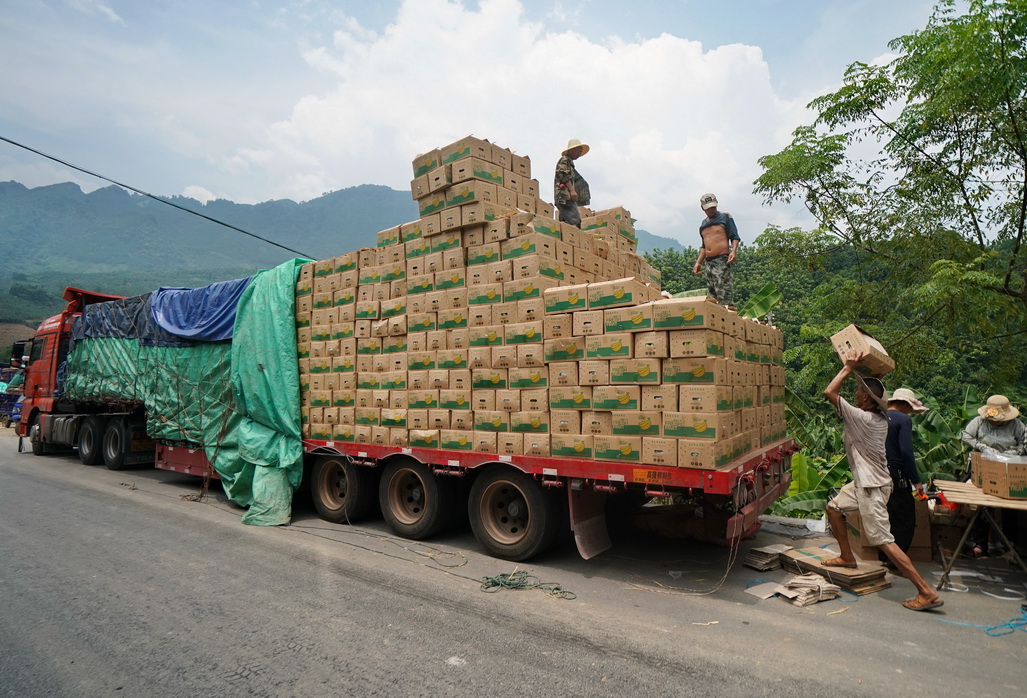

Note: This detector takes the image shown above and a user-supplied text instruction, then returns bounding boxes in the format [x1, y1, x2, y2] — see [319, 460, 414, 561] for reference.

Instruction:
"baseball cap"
[700, 193, 718, 210]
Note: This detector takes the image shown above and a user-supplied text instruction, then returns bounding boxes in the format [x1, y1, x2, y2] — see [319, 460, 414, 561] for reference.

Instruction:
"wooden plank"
[937, 481, 1027, 511]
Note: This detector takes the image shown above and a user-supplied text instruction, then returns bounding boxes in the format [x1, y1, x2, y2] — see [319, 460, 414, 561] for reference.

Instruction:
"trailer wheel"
[469, 467, 560, 561]
[0, 414, 10, 429]
[102, 418, 129, 470]
[78, 417, 105, 466]
[29, 416, 46, 456]
[311, 456, 378, 523]
[379, 458, 455, 539]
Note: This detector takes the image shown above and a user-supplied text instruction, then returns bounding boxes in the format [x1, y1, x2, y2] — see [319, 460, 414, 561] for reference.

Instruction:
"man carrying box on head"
[822, 349, 943, 612]
[554, 139, 590, 228]
[693, 193, 740, 310]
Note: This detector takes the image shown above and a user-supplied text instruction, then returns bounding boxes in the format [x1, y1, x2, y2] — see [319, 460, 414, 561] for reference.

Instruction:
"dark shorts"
[557, 202, 580, 228]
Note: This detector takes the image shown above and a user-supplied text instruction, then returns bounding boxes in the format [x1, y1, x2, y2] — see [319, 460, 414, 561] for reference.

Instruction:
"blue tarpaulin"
[150, 277, 252, 342]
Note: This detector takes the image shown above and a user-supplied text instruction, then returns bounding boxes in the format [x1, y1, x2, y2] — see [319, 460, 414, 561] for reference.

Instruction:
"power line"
[0, 135, 313, 259]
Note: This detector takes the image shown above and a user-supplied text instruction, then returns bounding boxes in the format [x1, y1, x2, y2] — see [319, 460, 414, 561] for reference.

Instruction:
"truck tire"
[29, 417, 46, 456]
[469, 467, 560, 562]
[78, 417, 105, 466]
[102, 418, 129, 470]
[379, 458, 455, 539]
[311, 456, 378, 523]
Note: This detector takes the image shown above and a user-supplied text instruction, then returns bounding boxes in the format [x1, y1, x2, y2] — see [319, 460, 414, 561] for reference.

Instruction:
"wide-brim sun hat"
[978, 394, 1019, 422]
[888, 387, 928, 414]
[562, 138, 590, 157]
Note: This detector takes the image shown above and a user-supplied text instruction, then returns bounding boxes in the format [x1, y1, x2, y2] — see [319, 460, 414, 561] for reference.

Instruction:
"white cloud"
[65, 0, 124, 25]
[215, 0, 810, 241]
[182, 185, 215, 203]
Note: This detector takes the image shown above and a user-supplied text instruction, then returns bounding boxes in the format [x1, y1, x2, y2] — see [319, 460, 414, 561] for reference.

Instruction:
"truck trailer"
[15, 136, 795, 562]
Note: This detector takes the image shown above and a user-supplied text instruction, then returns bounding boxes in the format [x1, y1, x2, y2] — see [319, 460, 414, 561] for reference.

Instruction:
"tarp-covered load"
[63, 259, 307, 525]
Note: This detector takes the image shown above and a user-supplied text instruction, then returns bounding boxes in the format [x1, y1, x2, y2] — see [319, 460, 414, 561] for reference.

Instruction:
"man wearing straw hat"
[878, 388, 929, 568]
[821, 349, 943, 611]
[554, 139, 591, 228]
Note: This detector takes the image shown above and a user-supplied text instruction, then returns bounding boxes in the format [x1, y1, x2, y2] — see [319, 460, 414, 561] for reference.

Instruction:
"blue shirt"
[699, 212, 740, 242]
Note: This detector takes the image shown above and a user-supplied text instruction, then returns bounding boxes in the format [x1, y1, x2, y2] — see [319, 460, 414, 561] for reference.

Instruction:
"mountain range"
[0, 180, 685, 323]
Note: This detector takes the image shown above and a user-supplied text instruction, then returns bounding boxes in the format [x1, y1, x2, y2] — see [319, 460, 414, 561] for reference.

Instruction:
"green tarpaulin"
[64, 259, 306, 525]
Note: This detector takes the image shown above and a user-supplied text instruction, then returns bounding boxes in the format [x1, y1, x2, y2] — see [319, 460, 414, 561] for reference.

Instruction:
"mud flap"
[569, 486, 612, 560]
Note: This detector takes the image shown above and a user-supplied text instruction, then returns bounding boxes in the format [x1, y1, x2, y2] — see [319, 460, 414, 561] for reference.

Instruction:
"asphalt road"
[1, 429, 1024, 697]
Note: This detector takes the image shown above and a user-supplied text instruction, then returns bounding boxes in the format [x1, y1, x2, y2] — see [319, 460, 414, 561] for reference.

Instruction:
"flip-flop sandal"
[822, 558, 858, 569]
[902, 597, 944, 612]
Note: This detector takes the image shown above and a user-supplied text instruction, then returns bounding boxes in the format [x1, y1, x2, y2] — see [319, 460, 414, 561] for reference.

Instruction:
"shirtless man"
[692, 193, 740, 309]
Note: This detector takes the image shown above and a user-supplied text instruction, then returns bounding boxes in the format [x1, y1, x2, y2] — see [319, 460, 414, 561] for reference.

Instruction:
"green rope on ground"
[480, 570, 576, 599]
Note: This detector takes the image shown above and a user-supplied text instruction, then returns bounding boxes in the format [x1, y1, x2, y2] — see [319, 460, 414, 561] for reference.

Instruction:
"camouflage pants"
[704, 254, 734, 306]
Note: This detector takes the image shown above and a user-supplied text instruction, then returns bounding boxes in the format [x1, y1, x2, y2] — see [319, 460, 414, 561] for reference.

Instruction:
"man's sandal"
[821, 557, 858, 569]
[902, 596, 944, 612]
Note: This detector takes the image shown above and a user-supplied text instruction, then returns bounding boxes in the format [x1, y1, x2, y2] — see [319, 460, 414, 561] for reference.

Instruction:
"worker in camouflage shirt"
[693, 192, 741, 309]
[554, 139, 590, 228]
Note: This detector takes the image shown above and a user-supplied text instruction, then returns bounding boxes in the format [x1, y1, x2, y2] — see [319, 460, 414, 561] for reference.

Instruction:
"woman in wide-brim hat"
[960, 394, 1026, 556]
[554, 138, 591, 228]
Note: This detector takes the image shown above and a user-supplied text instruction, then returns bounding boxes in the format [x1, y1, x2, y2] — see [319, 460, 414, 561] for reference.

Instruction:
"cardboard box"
[572, 310, 605, 336]
[544, 283, 589, 314]
[592, 386, 641, 410]
[523, 433, 551, 457]
[594, 435, 642, 463]
[662, 358, 728, 385]
[521, 389, 549, 412]
[611, 411, 662, 437]
[830, 324, 895, 376]
[669, 329, 725, 358]
[550, 410, 581, 434]
[679, 385, 734, 412]
[516, 343, 546, 368]
[642, 437, 678, 467]
[676, 439, 734, 469]
[610, 359, 661, 385]
[544, 337, 585, 362]
[550, 386, 593, 410]
[581, 412, 613, 435]
[511, 410, 550, 434]
[663, 412, 733, 440]
[551, 433, 593, 459]
[497, 432, 524, 455]
[586, 333, 633, 359]
[979, 456, 1027, 499]
[474, 410, 510, 432]
[652, 298, 723, 331]
[543, 314, 573, 339]
[604, 305, 654, 333]
[587, 278, 651, 310]
[641, 385, 678, 412]
[509, 366, 548, 389]
[549, 361, 579, 386]
[440, 429, 475, 451]
[634, 331, 669, 358]
[578, 360, 610, 386]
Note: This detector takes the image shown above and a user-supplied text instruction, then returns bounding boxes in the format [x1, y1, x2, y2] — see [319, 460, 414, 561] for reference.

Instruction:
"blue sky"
[0, 0, 941, 244]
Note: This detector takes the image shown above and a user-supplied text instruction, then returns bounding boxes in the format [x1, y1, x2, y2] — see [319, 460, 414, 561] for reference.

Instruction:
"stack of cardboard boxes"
[294, 135, 787, 469]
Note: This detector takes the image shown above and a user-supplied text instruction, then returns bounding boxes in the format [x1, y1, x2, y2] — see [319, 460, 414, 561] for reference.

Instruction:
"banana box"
[450, 410, 473, 431]
[437, 307, 468, 330]
[612, 411, 662, 437]
[578, 360, 610, 385]
[472, 432, 498, 453]
[354, 407, 380, 426]
[642, 438, 677, 467]
[521, 389, 548, 412]
[572, 310, 604, 336]
[466, 242, 502, 266]
[679, 385, 734, 412]
[587, 277, 651, 310]
[407, 389, 440, 409]
[468, 325, 504, 347]
[509, 366, 548, 389]
[511, 255, 565, 282]
[495, 390, 521, 412]
[491, 345, 517, 368]
[332, 322, 355, 340]
[337, 406, 356, 424]
[516, 343, 546, 368]
[594, 435, 642, 463]
[549, 362, 579, 386]
[610, 359, 661, 385]
[467, 346, 492, 369]
[322, 407, 340, 424]
[449, 369, 471, 391]
[550, 410, 582, 434]
[440, 429, 475, 451]
[309, 423, 332, 440]
[634, 331, 669, 358]
[639, 386, 677, 412]
[581, 412, 614, 435]
[380, 298, 407, 319]
[663, 412, 734, 440]
[435, 267, 466, 290]
[467, 283, 504, 305]
[428, 409, 451, 430]
[544, 283, 589, 314]
[332, 356, 355, 374]
[407, 350, 436, 371]
[517, 299, 545, 324]
[331, 424, 357, 443]
[551, 433, 594, 459]
[669, 329, 725, 358]
[408, 429, 438, 448]
[377, 225, 402, 247]
[382, 334, 407, 353]
[523, 433, 550, 456]
[474, 410, 510, 432]
[549, 386, 592, 410]
[332, 389, 355, 407]
[380, 408, 407, 428]
[504, 276, 559, 302]
[491, 302, 517, 325]
[734, 385, 755, 409]
[406, 274, 435, 296]
[501, 232, 558, 260]
[505, 321, 543, 345]
[544, 337, 585, 362]
[468, 306, 492, 327]
[472, 368, 507, 389]
[662, 358, 728, 384]
[592, 386, 641, 410]
[400, 217, 425, 241]
[445, 179, 497, 208]
[675, 438, 735, 469]
[412, 149, 441, 178]
[472, 390, 495, 411]
[437, 349, 467, 369]
[440, 389, 471, 410]
[511, 411, 550, 434]
[497, 432, 523, 455]
[353, 425, 373, 444]
[652, 298, 724, 331]
[543, 314, 572, 339]
[604, 305, 654, 333]
[586, 333, 633, 359]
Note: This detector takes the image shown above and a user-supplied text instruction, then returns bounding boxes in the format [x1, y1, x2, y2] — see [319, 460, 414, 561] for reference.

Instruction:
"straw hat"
[888, 388, 927, 414]
[978, 394, 1019, 422]
[562, 139, 590, 157]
